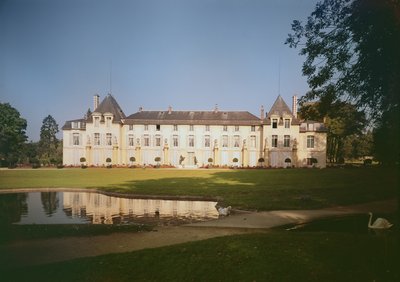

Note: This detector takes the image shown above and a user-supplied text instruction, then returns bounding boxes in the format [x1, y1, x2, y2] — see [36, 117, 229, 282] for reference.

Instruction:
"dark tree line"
[287, 0, 400, 165]
[0, 102, 61, 167]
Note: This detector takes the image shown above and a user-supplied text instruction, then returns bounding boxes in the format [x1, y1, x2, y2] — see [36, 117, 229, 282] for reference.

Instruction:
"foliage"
[207, 157, 213, 163]
[0, 103, 27, 166]
[299, 100, 367, 163]
[80, 157, 86, 163]
[129, 156, 136, 162]
[286, 0, 400, 164]
[38, 115, 61, 165]
[232, 157, 238, 163]
[154, 157, 161, 162]
[106, 158, 112, 163]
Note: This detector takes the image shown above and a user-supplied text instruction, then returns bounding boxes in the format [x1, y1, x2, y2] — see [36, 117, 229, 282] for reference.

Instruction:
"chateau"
[62, 94, 327, 168]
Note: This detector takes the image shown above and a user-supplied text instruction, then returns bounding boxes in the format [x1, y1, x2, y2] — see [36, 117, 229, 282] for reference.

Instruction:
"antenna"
[278, 57, 281, 95]
[109, 60, 112, 94]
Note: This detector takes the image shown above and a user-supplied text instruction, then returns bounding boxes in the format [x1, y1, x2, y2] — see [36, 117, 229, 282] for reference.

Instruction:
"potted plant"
[80, 157, 87, 169]
[106, 157, 112, 168]
[129, 156, 136, 167]
[154, 157, 161, 167]
[258, 157, 265, 167]
[207, 157, 213, 168]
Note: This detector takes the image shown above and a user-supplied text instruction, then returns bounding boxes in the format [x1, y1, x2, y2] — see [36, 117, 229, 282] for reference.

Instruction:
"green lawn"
[0, 167, 397, 210]
[4, 230, 398, 282]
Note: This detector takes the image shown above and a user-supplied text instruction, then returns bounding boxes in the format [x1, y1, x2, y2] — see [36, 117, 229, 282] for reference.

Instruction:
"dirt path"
[0, 226, 258, 269]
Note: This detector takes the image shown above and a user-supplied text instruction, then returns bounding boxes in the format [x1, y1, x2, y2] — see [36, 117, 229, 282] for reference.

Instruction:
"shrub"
[80, 157, 86, 163]
[130, 156, 136, 162]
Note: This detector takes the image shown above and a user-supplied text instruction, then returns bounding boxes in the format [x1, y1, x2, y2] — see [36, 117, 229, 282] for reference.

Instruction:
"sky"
[0, 0, 319, 141]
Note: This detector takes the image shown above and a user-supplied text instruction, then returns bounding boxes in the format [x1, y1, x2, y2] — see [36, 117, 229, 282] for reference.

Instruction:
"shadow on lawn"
[93, 168, 398, 211]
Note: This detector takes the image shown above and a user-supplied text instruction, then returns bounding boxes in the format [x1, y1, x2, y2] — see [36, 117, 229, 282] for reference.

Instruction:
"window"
[94, 117, 100, 127]
[173, 135, 179, 147]
[284, 135, 290, 147]
[155, 135, 161, 147]
[204, 135, 210, 147]
[173, 124, 178, 131]
[234, 135, 240, 147]
[250, 136, 256, 148]
[106, 117, 112, 127]
[272, 119, 278, 129]
[251, 125, 256, 132]
[156, 124, 161, 131]
[73, 133, 79, 145]
[272, 135, 278, 147]
[188, 135, 194, 147]
[205, 125, 210, 131]
[189, 125, 194, 131]
[308, 123, 314, 131]
[144, 135, 150, 147]
[106, 133, 112, 146]
[284, 119, 290, 128]
[223, 125, 228, 132]
[94, 133, 100, 145]
[128, 134, 134, 147]
[235, 125, 239, 131]
[144, 125, 148, 131]
[72, 122, 79, 129]
[129, 124, 133, 131]
[307, 136, 315, 148]
[222, 135, 228, 147]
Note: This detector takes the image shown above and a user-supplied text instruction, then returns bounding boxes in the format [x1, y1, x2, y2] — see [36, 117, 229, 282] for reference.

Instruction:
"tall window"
[156, 124, 161, 131]
[189, 125, 194, 131]
[284, 119, 290, 128]
[222, 135, 228, 147]
[234, 135, 240, 147]
[251, 125, 255, 132]
[223, 125, 228, 132]
[129, 124, 133, 131]
[272, 119, 278, 129]
[94, 133, 100, 145]
[73, 133, 79, 145]
[173, 135, 179, 147]
[173, 124, 178, 131]
[204, 135, 210, 147]
[188, 135, 194, 147]
[106, 133, 112, 146]
[250, 136, 256, 148]
[307, 136, 315, 148]
[272, 135, 278, 147]
[235, 125, 239, 131]
[94, 117, 100, 127]
[155, 135, 161, 147]
[72, 122, 79, 129]
[144, 125, 149, 131]
[205, 125, 210, 131]
[128, 134, 134, 147]
[284, 135, 290, 147]
[106, 117, 112, 127]
[144, 135, 150, 147]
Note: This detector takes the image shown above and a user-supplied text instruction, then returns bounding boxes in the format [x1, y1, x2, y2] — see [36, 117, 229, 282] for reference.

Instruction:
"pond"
[0, 191, 219, 226]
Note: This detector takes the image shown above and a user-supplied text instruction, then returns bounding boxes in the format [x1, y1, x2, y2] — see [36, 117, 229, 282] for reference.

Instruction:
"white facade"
[63, 94, 327, 168]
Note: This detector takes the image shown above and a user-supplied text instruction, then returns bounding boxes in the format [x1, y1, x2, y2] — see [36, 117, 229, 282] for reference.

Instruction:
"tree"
[38, 115, 60, 165]
[286, 0, 400, 164]
[299, 101, 367, 163]
[0, 103, 27, 166]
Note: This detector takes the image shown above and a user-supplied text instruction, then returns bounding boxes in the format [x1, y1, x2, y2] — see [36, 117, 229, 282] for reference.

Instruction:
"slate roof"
[125, 110, 261, 125]
[62, 118, 86, 130]
[264, 95, 300, 125]
[90, 94, 126, 123]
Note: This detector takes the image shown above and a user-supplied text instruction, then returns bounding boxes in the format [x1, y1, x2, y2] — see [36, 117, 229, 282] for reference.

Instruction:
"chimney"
[168, 105, 172, 114]
[292, 95, 298, 118]
[260, 105, 265, 119]
[139, 106, 143, 112]
[93, 94, 100, 111]
[214, 104, 219, 113]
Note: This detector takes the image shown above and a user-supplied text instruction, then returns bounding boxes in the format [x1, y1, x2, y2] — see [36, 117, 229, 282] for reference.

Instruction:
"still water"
[0, 191, 219, 225]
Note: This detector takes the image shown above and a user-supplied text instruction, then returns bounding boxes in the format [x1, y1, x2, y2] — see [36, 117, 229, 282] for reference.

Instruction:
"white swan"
[368, 212, 393, 229]
[217, 206, 232, 216]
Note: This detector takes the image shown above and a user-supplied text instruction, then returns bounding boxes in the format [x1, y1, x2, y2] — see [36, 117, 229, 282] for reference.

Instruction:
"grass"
[0, 166, 398, 210]
[3, 230, 398, 281]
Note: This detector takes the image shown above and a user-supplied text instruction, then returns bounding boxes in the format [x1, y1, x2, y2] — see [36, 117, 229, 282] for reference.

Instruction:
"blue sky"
[0, 0, 318, 141]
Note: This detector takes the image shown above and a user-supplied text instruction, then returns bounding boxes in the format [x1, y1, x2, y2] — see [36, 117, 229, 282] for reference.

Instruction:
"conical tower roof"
[92, 94, 126, 122]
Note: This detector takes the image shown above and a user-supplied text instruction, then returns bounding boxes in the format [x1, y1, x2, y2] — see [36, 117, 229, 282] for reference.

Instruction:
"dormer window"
[272, 119, 278, 129]
[284, 119, 290, 128]
[106, 117, 112, 127]
[72, 122, 80, 129]
[144, 125, 148, 131]
[94, 116, 100, 127]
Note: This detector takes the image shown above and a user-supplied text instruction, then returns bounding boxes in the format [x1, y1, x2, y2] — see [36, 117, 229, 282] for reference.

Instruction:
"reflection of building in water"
[63, 192, 218, 224]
